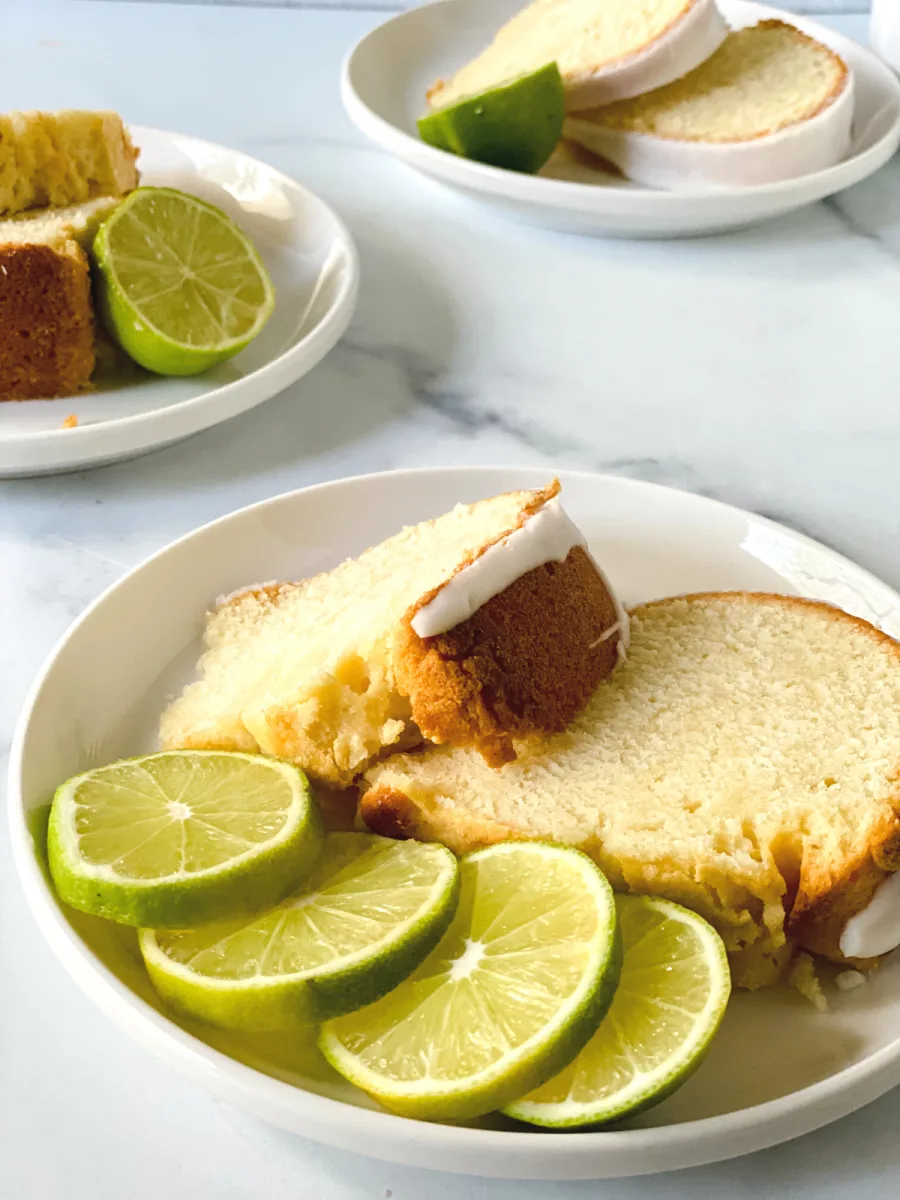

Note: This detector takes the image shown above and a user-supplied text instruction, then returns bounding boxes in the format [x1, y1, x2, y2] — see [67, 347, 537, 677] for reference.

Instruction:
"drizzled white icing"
[410, 498, 630, 649]
[835, 970, 866, 991]
[839, 871, 900, 959]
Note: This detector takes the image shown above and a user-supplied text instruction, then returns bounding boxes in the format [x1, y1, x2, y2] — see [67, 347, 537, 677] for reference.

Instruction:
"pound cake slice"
[565, 21, 852, 188]
[0, 197, 124, 400]
[160, 481, 627, 787]
[0, 240, 94, 401]
[428, 0, 728, 113]
[363, 594, 900, 988]
[0, 111, 138, 217]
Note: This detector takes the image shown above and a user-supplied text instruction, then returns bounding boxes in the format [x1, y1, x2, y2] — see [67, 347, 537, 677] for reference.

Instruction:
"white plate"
[9, 467, 900, 1180]
[0, 127, 359, 477]
[342, 0, 900, 237]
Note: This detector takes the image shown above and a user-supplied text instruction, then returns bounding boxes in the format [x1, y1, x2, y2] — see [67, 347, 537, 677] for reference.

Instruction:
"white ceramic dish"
[342, 0, 900, 237]
[0, 127, 359, 477]
[10, 466, 900, 1180]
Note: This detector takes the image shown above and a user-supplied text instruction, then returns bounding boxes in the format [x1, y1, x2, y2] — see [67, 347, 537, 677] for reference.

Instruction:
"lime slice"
[506, 895, 731, 1128]
[419, 63, 565, 174]
[93, 187, 275, 376]
[47, 751, 323, 928]
[319, 842, 620, 1121]
[139, 833, 460, 1030]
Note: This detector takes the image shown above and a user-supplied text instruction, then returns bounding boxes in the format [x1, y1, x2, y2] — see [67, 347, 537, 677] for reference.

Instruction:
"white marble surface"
[4, 1, 900, 1195]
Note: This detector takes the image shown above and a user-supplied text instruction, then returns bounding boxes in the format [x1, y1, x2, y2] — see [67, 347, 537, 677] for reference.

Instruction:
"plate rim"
[342, 0, 900, 214]
[0, 125, 360, 472]
[10, 465, 900, 1179]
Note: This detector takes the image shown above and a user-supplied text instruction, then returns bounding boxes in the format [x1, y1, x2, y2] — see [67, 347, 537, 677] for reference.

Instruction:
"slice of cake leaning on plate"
[160, 480, 628, 787]
[362, 593, 900, 989]
[0, 111, 139, 400]
[0, 197, 125, 400]
[564, 20, 853, 188]
[427, 0, 729, 112]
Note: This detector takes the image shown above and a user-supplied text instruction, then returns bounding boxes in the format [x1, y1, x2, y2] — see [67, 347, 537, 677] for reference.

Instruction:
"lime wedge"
[419, 63, 565, 174]
[506, 895, 731, 1128]
[48, 751, 323, 928]
[93, 187, 275, 376]
[319, 842, 620, 1121]
[139, 833, 460, 1030]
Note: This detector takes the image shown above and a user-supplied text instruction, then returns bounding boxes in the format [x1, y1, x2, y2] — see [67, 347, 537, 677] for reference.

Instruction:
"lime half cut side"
[48, 751, 323, 928]
[418, 63, 565, 175]
[140, 833, 460, 1030]
[93, 186, 275, 376]
[319, 842, 620, 1121]
[506, 894, 731, 1128]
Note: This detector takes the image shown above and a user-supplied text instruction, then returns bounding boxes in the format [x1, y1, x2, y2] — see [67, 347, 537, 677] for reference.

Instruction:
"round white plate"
[10, 467, 900, 1180]
[342, 0, 900, 237]
[0, 127, 359, 477]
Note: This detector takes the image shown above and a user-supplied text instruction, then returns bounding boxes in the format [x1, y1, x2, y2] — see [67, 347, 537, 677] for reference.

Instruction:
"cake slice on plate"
[0, 197, 127, 400]
[428, 0, 728, 113]
[565, 20, 853, 187]
[160, 481, 627, 787]
[362, 593, 900, 988]
[0, 108, 139, 401]
[0, 110, 138, 216]
[0, 239, 94, 401]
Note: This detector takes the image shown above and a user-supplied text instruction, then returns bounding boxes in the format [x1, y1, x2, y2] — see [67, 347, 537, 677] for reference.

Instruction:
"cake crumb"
[788, 953, 828, 1011]
[61, 414, 78, 429]
[835, 970, 867, 992]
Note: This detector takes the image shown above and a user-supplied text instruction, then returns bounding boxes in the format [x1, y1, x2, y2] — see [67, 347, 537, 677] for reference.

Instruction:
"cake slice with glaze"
[160, 481, 627, 787]
[564, 20, 853, 188]
[362, 593, 900, 989]
[428, 0, 728, 113]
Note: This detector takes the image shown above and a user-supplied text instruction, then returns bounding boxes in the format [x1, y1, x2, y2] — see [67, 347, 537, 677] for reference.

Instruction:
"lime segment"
[140, 833, 460, 1029]
[419, 63, 565, 174]
[48, 751, 322, 928]
[506, 895, 731, 1128]
[93, 187, 275, 375]
[319, 842, 620, 1121]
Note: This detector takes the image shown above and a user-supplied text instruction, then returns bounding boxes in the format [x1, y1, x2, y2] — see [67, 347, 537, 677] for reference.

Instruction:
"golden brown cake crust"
[0, 242, 94, 400]
[361, 785, 520, 850]
[395, 504, 623, 767]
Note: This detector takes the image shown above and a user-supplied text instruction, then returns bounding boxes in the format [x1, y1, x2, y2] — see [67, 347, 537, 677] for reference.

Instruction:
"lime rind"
[47, 751, 323, 929]
[139, 834, 461, 1029]
[505, 895, 731, 1129]
[418, 62, 565, 175]
[93, 186, 275, 376]
[319, 842, 621, 1121]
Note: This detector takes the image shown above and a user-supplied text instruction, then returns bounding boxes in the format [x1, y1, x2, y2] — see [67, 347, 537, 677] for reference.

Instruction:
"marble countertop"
[3, 2, 900, 1196]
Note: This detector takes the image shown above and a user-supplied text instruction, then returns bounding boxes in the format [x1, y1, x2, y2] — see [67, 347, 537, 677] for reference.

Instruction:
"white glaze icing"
[566, 0, 729, 110]
[839, 870, 900, 959]
[410, 498, 629, 647]
[835, 970, 866, 991]
[564, 73, 854, 189]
